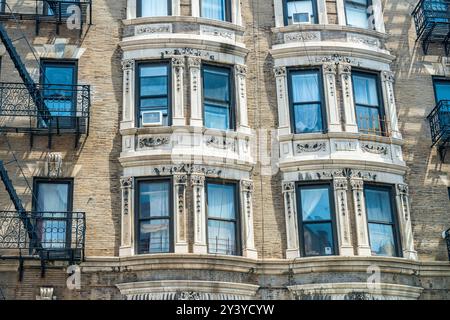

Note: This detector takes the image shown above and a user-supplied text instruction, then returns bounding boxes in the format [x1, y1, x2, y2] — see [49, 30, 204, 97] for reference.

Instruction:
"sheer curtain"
[202, 0, 226, 21]
[300, 188, 331, 221]
[292, 72, 322, 133]
[141, 0, 168, 17]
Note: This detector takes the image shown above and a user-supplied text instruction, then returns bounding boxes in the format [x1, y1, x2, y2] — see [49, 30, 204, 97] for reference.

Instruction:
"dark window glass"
[138, 180, 172, 254]
[364, 186, 400, 257]
[352, 71, 384, 135]
[345, 0, 371, 29]
[297, 185, 336, 256]
[137, 0, 170, 17]
[289, 69, 324, 134]
[201, 0, 230, 22]
[46, 0, 80, 17]
[41, 61, 77, 128]
[203, 65, 233, 130]
[284, 0, 318, 25]
[34, 180, 72, 250]
[138, 63, 170, 126]
[434, 79, 450, 102]
[206, 182, 239, 256]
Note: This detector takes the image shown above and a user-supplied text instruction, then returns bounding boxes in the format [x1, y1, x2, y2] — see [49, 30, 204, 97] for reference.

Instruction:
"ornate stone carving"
[139, 136, 170, 149]
[235, 64, 247, 76]
[361, 142, 389, 155]
[282, 182, 295, 193]
[350, 179, 364, 191]
[200, 25, 234, 40]
[205, 136, 236, 151]
[339, 63, 352, 98]
[47, 153, 62, 178]
[323, 63, 337, 74]
[172, 57, 185, 92]
[121, 177, 133, 189]
[397, 184, 409, 196]
[241, 180, 254, 193]
[135, 24, 171, 35]
[296, 142, 326, 153]
[122, 59, 135, 94]
[334, 140, 357, 152]
[334, 178, 348, 191]
[347, 33, 380, 48]
[284, 31, 321, 43]
[36, 287, 55, 300]
[161, 48, 216, 61]
[188, 57, 202, 68]
[382, 71, 395, 83]
[152, 164, 222, 177]
[121, 177, 133, 216]
[316, 54, 355, 64]
[274, 66, 287, 77]
[178, 292, 202, 300]
[190, 174, 205, 186]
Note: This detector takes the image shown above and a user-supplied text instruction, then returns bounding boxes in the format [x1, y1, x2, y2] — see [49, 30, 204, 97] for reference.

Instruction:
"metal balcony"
[412, 0, 450, 54]
[0, 0, 92, 35]
[0, 211, 86, 263]
[427, 100, 450, 160]
[0, 82, 90, 148]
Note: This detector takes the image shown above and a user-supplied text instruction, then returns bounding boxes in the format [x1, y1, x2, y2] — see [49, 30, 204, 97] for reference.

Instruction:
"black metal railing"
[445, 228, 450, 261]
[0, 82, 90, 137]
[427, 100, 450, 147]
[412, 0, 450, 54]
[0, 211, 85, 262]
[208, 237, 237, 256]
[357, 114, 391, 137]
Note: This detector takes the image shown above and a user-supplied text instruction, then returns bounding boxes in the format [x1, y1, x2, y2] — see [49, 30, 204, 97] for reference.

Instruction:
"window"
[137, 179, 173, 254]
[345, 0, 372, 29]
[352, 71, 385, 135]
[364, 185, 401, 257]
[201, 0, 231, 22]
[45, 0, 80, 17]
[206, 182, 240, 256]
[33, 179, 73, 250]
[137, 0, 171, 17]
[433, 78, 450, 103]
[203, 65, 234, 130]
[283, 0, 318, 25]
[297, 184, 337, 257]
[137, 62, 170, 127]
[288, 69, 325, 134]
[41, 60, 77, 129]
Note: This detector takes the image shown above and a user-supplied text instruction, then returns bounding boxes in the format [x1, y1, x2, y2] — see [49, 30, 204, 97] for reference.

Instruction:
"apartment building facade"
[0, 0, 449, 300]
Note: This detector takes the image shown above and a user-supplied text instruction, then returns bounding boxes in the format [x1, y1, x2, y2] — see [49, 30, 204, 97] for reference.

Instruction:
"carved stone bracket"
[47, 153, 62, 178]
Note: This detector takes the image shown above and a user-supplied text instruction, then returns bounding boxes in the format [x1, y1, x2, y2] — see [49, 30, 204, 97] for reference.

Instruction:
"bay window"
[288, 69, 325, 134]
[352, 71, 385, 135]
[345, 0, 372, 29]
[203, 65, 234, 130]
[137, 0, 171, 17]
[137, 179, 173, 254]
[284, 0, 318, 25]
[201, 0, 231, 22]
[297, 184, 337, 257]
[364, 185, 401, 257]
[206, 181, 240, 256]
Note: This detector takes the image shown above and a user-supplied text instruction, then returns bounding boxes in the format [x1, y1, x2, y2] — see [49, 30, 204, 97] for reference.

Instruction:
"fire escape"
[0, 1, 88, 279]
[445, 229, 450, 261]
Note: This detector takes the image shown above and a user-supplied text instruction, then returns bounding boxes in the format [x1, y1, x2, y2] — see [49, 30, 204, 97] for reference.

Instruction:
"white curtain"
[353, 74, 378, 106]
[202, 0, 226, 20]
[300, 187, 331, 221]
[207, 184, 235, 220]
[37, 183, 69, 212]
[141, 0, 168, 17]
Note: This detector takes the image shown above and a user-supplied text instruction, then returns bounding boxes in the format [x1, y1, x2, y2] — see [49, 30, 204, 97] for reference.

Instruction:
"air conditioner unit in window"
[293, 12, 311, 24]
[141, 111, 163, 127]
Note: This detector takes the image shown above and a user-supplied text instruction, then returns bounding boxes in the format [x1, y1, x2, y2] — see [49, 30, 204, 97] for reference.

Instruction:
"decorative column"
[172, 0, 181, 16]
[396, 184, 418, 260]
[189, 57, 203, 127]
[339, 63, 358, 133]
[120, 177, 134, 257]
[240, 180, 258, 259]
[336, 0, 346, 26]
[283, 182, 300, 259]
[122, 59, 135, 127]
[172, 57, 185, 126]
[235, 64, 251, 135]
[273, 0, 284, 27]
[192, 0, 200, 17]
[350, 178, 372, 256]
[372, 0, 386, 33]
[174, 173, 188, 253]
[382, 71, 402, 139]
[127, 0, 136, 19]
[323, 63, 341, 132]
[333, 178, 354, 256]
[274, 66, 291, 136]
[191, 173, 207, 254]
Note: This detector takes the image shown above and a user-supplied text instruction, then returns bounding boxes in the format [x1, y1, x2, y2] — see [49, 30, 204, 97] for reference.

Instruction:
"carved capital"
[323, 63, 337, 75]
[396, 184, 409, 196]
[121, 177, 134, 189]
[274, 66, 287, 77]
[190, 174, 205, 186]
[47, 152, 62, 178]
[172, 57, 185, 68]
[334, 178, 348, 191]
[338, 63, 352, 75]
[241, 180, 254, 193]
[122, 59, 135, 71]
[382, 70, 395, 83]
[235, 64, 248, 76]
[174, 174, 188, 186]
[283, 181, 296, 193]
[187, 56, 201, 68]
[350, 178, 364, 191]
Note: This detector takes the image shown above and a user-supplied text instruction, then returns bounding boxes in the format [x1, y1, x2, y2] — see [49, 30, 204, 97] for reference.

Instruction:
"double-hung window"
[345, 0, 372, 29]
[206, 182, 240, 256]
[352, 71, 385, 135]
[203, 65, 234, 130]
[297, 184, 337, 256]
[364, 185, 401, 257]
[137, 0, 171, 17]
[201, 0, 231, 22]
[45, 0, 80, 17]
[137, 62, 170, 127]
[284, 0, 318, 25]
[288, 69, 325, 134]
[433, 78, 450, 129]
[137, 179, 172, 254]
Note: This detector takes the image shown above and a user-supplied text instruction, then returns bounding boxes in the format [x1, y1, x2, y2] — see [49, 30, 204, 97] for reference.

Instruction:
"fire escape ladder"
[0, 22, 50, 126]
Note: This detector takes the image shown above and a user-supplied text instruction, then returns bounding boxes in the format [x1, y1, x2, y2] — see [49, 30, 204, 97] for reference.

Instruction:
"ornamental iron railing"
[427, 100, 450, 160]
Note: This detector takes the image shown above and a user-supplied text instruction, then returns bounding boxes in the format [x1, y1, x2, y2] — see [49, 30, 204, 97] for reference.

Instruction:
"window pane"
[287, 0, 314, 24]
[356, 105, 381, 134]
[140, 66, 168, 97]
[353, 74, 379, 106]
[202, 0, 226, 21]
[434, 81, 450, 102]
[139, 219, 170, 253]
[203, 67, 230, 102]
[365, 187, 394, 223]
[36, 183, 69, 212]
[139, 181, 170, 219]
[141, 98, 168, 109]
[294, 103, 323, 133]
[43, 66, 74, 86]
[207, 183, 236, 220]
[345, 1, 369, 29]
[368, 223, 396, 256]
[205, 104, 230, 130]
[208, 220, 236, 255]
[291, 72, 320, 103]
[140, 0, 168, 17]
[303, 222, 335, 256]
[300, 186, 331, 221]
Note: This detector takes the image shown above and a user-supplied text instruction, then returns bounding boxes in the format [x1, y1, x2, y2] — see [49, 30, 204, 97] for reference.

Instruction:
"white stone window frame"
[274, 0, 328, 28]
[192, 0, 243, 26]
[282, 169, 418, 260]
[336, 0, 385, 33]
[127, 0, 181, 19]
[273, 57, 401, 139]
